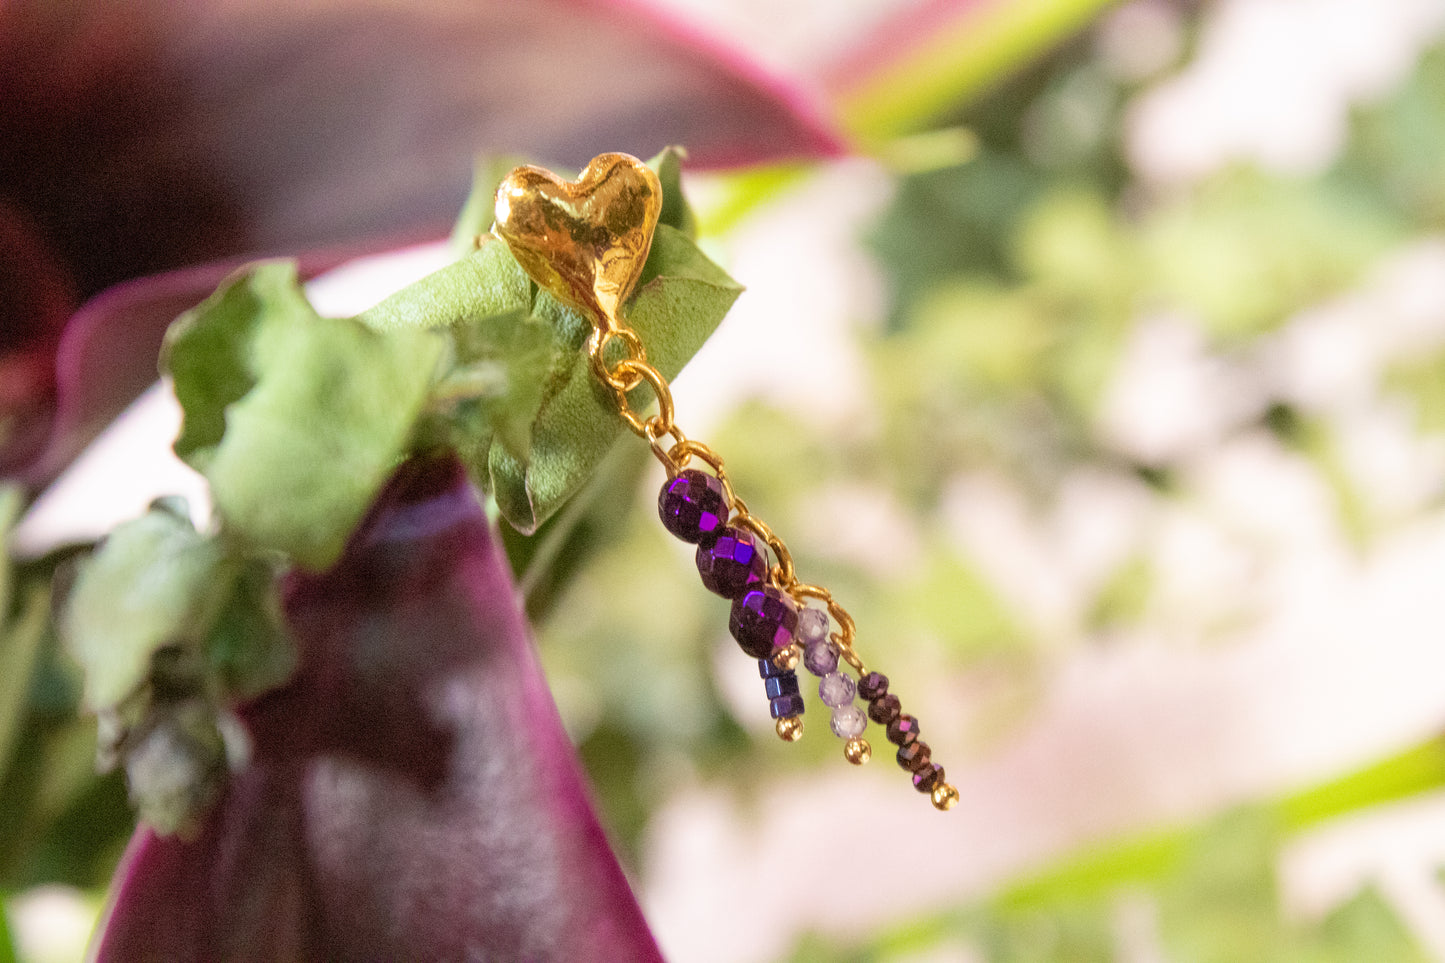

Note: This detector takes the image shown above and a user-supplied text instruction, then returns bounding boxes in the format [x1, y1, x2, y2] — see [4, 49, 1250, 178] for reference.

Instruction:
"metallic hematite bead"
[730, 585, 800, 660]
[657, 470, 728, 543]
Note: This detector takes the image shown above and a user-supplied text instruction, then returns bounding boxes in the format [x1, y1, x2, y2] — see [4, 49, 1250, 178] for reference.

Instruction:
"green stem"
[837, 0, 1121, 141]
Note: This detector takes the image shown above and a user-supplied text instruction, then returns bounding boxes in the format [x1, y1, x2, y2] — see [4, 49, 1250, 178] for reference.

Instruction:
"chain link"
[591, 316, 871, 725]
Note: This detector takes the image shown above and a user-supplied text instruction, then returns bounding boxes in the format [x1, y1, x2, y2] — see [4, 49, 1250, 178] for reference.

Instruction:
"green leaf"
[359, 239, 532, 334]
[650, 145, 697, 238]
[0, 585, 48, 788]
[204, 560, 297, 701]
[488, 223, 742, 532]
[0, 488, 49, 785]
[431, 308, 554, 464]
[61, 503, 226, 712]
[0, 901, 15, 963]
[363, 224, 741, 534]
[164, 262, 445, 569]
[0, 484, 18, 618]
[449, 155, 531, 259]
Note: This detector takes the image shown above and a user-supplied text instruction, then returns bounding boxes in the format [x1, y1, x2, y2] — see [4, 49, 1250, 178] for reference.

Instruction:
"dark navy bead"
[769, 692, 805, 719]
[729, 585, 800, 659]
[758, 657, 791, 679]
[764, 672, 800, 700]
[858, 671, 889, 701]
[697, 526, 767, 598]
[658, 470, 728, 543]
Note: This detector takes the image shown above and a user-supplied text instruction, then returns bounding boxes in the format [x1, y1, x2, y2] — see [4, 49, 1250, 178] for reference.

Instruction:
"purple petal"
[2, 0, 843, 486]
[93, 454, 664, 962]
[1, 0, 842, 299]
[0, 199, 76, 474]
[2, 252, 353, 489]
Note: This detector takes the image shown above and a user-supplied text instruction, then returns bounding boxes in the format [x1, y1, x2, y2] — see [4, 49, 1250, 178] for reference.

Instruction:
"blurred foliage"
[531, 8, 1445, 962]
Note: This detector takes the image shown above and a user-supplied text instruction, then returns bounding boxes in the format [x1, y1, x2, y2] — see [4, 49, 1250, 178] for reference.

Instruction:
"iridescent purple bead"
[696, 526, 767, 598]
[658, 470, 728, 544]
[912, 763, 944, 794]
[886, 714, 921, 747]
[867, 693, 902, 725]
[858, 671, 889, 701]
[818, 672, 856, 708]
[729, 585, 799, 660]
[898, 740, 931, 772]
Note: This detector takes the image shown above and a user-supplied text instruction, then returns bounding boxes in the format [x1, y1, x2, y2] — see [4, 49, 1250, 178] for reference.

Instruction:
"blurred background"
[9, 0, 1445, 960]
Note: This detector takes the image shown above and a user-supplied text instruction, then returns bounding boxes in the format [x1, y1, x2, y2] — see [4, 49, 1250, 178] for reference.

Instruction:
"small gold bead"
[931, 783, 960, 811]
[771, 644, 800, 672]
[844, 737, 871, 765]
[775, 716, 804, 742]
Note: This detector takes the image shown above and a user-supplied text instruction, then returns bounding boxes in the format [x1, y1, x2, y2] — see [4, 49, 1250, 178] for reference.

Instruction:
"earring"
[493, 153, 957, 811]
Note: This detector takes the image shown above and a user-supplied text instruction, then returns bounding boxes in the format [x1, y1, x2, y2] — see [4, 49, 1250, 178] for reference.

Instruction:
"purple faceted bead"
[858, 671, 889, 701]
[830, 704, 867, 738]
[912, 763, 944, 794]
[867, 693, 902, 725]
[696, 526, 767, 598]
[770, 692, 805, 719]
[658, 470, 728, 544]
[818, 672, 856, 708]
[729, 585, 799, 660]
[803, 639, 839, 676]
[886, 714, 921, 747]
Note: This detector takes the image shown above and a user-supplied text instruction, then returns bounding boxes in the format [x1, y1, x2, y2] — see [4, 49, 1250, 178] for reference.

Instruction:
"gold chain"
[586, 318, 958, 812]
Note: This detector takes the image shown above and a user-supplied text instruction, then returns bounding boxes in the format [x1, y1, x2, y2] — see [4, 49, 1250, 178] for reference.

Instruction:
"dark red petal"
[94, 454, 664, 962]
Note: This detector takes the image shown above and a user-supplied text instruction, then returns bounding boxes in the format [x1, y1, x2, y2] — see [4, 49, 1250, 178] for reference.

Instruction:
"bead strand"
[493, 153, 957, 810]
[658, 467, 956, 811]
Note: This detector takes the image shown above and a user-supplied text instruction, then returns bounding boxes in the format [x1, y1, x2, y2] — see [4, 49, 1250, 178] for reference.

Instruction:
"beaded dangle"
[493, 153, 957, 811]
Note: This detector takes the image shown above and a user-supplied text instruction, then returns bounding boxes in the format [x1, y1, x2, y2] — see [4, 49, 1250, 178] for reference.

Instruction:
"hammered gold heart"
[492, 153, 662, 325]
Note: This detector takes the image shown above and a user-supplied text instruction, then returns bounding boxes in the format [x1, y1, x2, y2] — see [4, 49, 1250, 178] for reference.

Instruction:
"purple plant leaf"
[92, 453, 663, 961]
[0, 252, 359, 490]
[1, 0, 841, 299]
[1, 0, 841, 489]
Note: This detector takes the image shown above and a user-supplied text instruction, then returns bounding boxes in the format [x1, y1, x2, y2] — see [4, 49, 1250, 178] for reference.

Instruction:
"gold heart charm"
[492, 153, 662, 327]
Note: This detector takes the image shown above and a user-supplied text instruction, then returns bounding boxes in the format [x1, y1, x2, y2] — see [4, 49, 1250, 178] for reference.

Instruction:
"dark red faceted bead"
[696, 526, 767, 598]
[912, 763, 944, 794]
[897, 740, 931, 772]
[867, 693, 901, 725]
[858, 672, 889, 701]
[886, 714, 921, 747]
[729, 585, 799, 659]
[658, 470, 728, 543]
